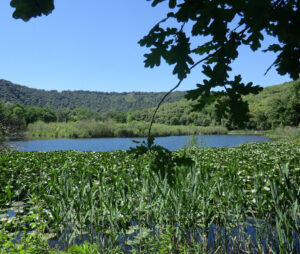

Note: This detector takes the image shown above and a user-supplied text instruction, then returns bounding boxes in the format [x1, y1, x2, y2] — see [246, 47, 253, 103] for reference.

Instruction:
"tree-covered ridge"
[245, 80, 300, 129]
[127, 80, 300, 130]
[0, 79, 299, 137]
[0, 79, 185, 113]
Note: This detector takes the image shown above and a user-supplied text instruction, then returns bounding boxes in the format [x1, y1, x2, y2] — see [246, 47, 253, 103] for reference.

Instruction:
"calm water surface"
[8, 135, 271, 152]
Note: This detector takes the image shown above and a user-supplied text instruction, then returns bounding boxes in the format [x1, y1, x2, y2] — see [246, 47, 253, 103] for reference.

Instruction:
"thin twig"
[189, 49, 220, 72]
[180, 22, 186, 32]
[147, 49, 221, 140]
[271, 0, 285, 10]
[264, 60, 277, 76]
[149, 16, 170, 34]
[147, 79, 183, 139]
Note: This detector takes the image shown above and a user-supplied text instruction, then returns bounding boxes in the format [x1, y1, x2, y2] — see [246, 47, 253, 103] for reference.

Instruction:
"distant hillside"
[244, 80, 299, 113]
[0, 79, 185, 112]
[126, 80, 300, 129]
[1, 79, 299, 130]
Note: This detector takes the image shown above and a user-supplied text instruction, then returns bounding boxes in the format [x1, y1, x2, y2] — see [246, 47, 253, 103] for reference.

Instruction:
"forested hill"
[0, 79, 185, 112]
[127, 80, 300, 129]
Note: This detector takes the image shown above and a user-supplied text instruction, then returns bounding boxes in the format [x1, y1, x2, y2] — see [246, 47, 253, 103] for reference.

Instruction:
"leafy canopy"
[9, 0, 300, 125]
[140, 0, 300, 125]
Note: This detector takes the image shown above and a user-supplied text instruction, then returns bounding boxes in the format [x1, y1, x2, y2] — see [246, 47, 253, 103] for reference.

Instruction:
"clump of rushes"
[26, 120, 228, 139]
[0, 141, 299, 252]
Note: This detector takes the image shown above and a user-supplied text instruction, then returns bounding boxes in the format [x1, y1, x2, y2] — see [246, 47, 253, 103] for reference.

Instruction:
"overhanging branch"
[147, 49, 222, 139]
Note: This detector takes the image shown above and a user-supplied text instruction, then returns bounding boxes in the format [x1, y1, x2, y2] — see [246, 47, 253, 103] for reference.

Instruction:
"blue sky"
[0, 0, 291, 92]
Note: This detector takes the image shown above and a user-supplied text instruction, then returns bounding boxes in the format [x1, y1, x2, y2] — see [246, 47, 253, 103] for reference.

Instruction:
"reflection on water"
[7, 135, 271, 152]
[45, 222, 299, 253]
[4, 202, 297, 253]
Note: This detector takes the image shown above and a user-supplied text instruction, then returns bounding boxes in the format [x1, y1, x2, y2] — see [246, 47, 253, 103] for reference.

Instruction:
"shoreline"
[9, 133, 268, 142]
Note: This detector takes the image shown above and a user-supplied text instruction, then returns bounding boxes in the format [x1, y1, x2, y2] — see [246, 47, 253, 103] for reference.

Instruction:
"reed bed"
[265, 126, 300, 144]
[27, 120, 228, 139]
[0, 141, 299, 253]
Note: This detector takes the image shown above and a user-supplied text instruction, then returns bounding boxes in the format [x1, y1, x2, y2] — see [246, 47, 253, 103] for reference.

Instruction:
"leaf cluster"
[142, 0, 300, 126]
[10, 0, 54, 21]
[129, 137, 194, 185]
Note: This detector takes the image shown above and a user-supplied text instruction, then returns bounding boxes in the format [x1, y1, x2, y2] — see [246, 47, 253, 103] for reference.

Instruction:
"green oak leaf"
[10, 0, 54, 21]
[263, 44, 282, 53]
[144, 48, 162, 68]
[166, 32, 194, 79]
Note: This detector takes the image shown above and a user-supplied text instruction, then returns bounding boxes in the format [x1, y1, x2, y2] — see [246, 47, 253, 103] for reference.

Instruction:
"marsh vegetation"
[27, 121, 228, 139]
[0, 142, 299, 253]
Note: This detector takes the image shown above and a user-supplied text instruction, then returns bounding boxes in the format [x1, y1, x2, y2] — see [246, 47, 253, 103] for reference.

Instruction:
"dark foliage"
[129, 136, 194, 185]
[10, 0, 54, 21]
[141, 0, 299, 126]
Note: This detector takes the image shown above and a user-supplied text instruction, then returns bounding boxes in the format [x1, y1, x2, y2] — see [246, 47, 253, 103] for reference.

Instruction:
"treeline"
[0, 79, 185, 112]
[125, 80, 300, 130]
[0, 101, 30, 138]
[1, 80, 299, 139]
[245, 80, 300, 129]
[0, 102, 101, 138]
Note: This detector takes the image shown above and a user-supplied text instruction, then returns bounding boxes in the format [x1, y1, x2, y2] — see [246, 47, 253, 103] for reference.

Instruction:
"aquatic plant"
[0, 141, 299, 252]
[26, 120, 228, 139]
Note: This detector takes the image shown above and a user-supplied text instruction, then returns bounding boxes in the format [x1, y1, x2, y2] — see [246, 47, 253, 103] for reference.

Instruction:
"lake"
[7, 135, 271, 152]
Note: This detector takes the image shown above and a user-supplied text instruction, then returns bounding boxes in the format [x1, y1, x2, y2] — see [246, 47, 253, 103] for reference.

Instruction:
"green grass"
[229, 126, 300, 145]
[228, 129, 265, 135]
[0, 141, 299, 253]
[26, 120, 228, 139]
[265, 126, 300, 142]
